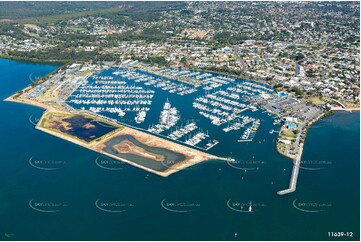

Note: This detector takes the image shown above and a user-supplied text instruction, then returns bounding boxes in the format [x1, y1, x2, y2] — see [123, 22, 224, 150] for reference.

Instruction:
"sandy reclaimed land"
[34, 110, 225, 177]
[91, 127, 226, 177]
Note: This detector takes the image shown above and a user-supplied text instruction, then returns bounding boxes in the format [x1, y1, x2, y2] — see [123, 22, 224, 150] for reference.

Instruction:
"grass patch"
[68, 27, 85, 32]
[24, 23, 40, 29]
[20, 7, 121, 25]
[76, 69, 93, 77]
[277, 143, 286, 152]
[283, 130, 297, 139]
[307, 96, 326, 105]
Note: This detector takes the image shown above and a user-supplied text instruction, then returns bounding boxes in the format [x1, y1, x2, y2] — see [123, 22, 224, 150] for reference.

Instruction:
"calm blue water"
[0, 58, 359, 241]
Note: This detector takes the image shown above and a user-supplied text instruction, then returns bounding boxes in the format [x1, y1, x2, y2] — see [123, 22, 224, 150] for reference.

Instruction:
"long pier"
[277, 144, 303, 195]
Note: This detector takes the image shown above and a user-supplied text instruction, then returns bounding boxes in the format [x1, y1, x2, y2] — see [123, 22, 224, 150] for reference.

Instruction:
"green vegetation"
[282, 130, 297, 140]
[0, 22, 28, 40]
[213, 31, 246, 45]
[23, 7, 122, 26]
[141, 55, 169, 67]
[291, 86, 304, 96]
[0, 2, 120, 20]
[7, 49, 98, 62]
[105, 27, 171, 43]
[307, 96, 326, 105]
[105, 2, 186, 25]
[0, 2, 186, 26]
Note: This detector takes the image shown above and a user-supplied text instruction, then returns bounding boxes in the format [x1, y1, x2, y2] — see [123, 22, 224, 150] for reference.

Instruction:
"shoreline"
[0, 54, 68, 66]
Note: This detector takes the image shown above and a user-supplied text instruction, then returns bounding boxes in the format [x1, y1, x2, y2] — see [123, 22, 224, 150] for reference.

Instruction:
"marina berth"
[67, 73, 155, 118]
[135, 110, 147, 123]
[147, 99, 180, 134]
[18, 62, 286, 177]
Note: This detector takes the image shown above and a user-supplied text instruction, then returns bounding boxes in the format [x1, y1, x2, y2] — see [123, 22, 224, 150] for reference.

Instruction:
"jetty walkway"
[277, 144, 303, 195]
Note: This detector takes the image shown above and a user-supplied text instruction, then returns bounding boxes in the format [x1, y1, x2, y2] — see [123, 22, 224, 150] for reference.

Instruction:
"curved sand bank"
[91, 126, 224, 177]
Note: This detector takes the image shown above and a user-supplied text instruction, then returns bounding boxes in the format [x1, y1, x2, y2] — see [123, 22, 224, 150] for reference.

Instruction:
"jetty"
[277, 144, 303, 195]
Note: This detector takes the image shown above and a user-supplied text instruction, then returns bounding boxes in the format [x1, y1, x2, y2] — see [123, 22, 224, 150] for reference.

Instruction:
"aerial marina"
[6, 61, 322, 183]
[67, 73, 155, 120]
[1, 2, 359, 240]
[238, 119, 261, 142]
[115, 68, 198, 96]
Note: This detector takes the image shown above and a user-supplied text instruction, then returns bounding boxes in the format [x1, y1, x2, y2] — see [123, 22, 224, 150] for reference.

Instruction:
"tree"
[291, 87, 304, 96]
[180, 56, 187, 64]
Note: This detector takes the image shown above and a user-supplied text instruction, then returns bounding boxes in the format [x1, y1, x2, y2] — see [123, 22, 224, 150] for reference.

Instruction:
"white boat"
[135, 110, 146, 123]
